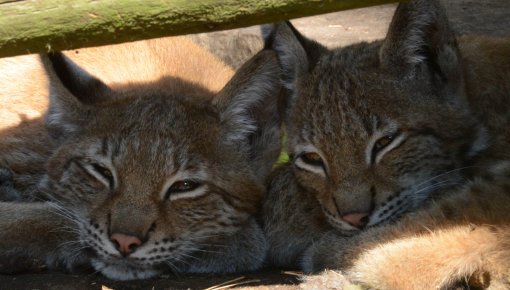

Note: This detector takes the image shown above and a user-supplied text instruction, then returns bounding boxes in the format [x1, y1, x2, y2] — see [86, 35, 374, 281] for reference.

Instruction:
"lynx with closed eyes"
[262, 0, 510, 288]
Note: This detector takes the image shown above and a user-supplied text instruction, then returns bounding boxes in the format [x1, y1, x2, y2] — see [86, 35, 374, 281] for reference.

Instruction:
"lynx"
[0, 37, 283, 280]
[262, 0, 510, 288]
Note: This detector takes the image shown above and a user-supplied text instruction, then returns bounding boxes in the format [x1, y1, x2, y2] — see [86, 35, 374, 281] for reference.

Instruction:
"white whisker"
[412, 166, 477, 190]
[412, 180, 463, 197]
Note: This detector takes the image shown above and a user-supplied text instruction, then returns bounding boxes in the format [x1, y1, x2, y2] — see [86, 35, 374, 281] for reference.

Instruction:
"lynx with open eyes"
[0, 36, 283, 280]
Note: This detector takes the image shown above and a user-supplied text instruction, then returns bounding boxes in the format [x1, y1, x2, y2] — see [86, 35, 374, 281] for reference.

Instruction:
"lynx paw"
[0, 166, 21, 201]
[301, 232, 351, 273]
[299, 270, 361, 290]
[301, 243, 340, 273]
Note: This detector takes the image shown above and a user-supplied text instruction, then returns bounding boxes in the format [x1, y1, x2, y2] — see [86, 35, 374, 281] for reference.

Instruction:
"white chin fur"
[91, 258, 161, 281]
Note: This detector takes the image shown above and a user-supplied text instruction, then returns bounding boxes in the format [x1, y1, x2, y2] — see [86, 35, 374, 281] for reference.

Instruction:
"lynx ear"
[214, 50, 283, 181]
[40, 52, 111, 142]
[263, 21, 326, 100]
[380, 0, 462, 86]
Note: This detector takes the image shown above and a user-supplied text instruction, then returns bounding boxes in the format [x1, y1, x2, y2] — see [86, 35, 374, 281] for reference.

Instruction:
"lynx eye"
[294, 151, 327, 176]
[300, 152, 324, 166]
[165, 180, 203, 200]
[370, 131, 403, 164]
[374, 134, 396, 153]
[77, 159, 115, 189]
[91, 163, 113, 181]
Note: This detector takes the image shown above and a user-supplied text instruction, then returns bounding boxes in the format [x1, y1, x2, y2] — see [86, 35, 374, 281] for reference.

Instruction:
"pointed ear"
[214, 50, 283, 181]
[40, 52, 111, 142]
[45, 52, 111, 105]
[380, 0, 462, 86]
[263, 21, 326, 100]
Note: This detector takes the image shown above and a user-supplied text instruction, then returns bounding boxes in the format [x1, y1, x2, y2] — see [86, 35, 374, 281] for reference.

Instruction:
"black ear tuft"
[262, 21, 326, 121]
[263, 21, 326, 94]
[40, 52, 111, 142]
[47, 51, 110, 105]
[379, 0, 461, 85]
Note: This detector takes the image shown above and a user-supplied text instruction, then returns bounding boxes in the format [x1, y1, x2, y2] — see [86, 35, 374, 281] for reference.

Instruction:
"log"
[0, 0, 400, 58]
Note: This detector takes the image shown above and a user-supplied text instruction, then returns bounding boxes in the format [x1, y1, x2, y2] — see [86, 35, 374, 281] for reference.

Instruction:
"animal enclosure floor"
[0, 269, 302, 290]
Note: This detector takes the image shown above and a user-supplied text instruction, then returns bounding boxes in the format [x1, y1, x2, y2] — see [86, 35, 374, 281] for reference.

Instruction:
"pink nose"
[342, 212, 369, 229]
[110, 233, 142, 255]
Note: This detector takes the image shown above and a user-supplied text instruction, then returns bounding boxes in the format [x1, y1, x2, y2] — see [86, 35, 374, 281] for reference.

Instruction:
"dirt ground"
[0, 269, 302, 290]
[1, 0, 509, 289]
[192, 0, 510, 69]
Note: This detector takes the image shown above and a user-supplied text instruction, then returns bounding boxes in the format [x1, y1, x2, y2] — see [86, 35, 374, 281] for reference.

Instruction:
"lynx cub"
[263, 0, 510, 288]
[0, 37, 282, 280]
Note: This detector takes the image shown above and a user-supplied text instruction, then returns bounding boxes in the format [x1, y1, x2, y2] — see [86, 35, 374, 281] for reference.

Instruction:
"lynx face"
[266, 3, 487, 232]
[37, 46, 282, 280]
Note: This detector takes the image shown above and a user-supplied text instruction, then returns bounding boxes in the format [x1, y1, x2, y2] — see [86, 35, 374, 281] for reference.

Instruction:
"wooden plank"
[0, 0, 400, 58]
[0, 1, 24, 4]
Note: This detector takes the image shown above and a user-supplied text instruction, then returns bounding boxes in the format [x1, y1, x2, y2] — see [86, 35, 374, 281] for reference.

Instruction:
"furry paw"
[301, 243, 341, 273]
[0, 166, 21, 201]
[299, 270, 362, 290]
[0, 166, 13, 185]
[301, 231, 351, 273]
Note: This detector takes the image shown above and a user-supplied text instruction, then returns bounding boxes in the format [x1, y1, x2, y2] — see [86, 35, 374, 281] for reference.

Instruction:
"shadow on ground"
[0, 268, 302, 290]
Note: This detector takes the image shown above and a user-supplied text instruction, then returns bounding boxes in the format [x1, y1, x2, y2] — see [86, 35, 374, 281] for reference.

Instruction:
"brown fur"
[0, 37, 234, 197]
[0, 37, 283, 280]
[303, 162, 510, 289]
[263, 0, 510, 288]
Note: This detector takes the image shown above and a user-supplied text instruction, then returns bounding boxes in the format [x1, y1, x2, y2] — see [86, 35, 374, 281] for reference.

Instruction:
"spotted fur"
[262, 0, 510, 288]
[0, 37, 283, 280]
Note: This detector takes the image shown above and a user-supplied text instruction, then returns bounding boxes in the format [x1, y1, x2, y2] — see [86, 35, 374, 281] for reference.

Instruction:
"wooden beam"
[0, 0, 399, 58]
